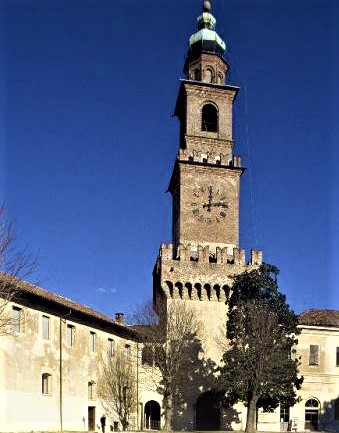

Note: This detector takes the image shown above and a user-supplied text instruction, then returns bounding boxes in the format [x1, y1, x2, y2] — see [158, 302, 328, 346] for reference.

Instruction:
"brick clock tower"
[153, 2, 262, 420]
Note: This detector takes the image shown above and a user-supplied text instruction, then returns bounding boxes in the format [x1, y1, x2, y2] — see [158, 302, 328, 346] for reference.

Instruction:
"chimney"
[115, 312, 124, 324]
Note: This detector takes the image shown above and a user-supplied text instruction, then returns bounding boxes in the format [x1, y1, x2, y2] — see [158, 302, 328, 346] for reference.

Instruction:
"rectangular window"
[12, 306, 23, 333]
[42, 373, 52, 395]
[107, 338, 114, 357]
[67, 324, 75, 347]
[124, 344, 130, 359]
[309, 344, 319, 365]
[336, 347, 339, 367]
[88, 381, 96, 400]
[42, 315, 50, 340]
[89, 331, 96, 352]
[280, 405, 290, 423]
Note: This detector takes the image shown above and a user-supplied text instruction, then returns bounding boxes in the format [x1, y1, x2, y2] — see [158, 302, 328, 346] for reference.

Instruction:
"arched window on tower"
[201, 104, 218, 132]
[205, 67, 214, 83]
[193, 68, 200, 81]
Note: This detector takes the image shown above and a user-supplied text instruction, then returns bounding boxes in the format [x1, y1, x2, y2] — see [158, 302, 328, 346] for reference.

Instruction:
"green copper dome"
[187, 1, 226, 59]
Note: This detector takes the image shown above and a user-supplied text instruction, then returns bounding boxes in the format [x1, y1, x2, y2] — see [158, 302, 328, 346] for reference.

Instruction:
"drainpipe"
[136, 341, 139, 430]
[59, 310, 72, 432]
[59, 316, 63, 432]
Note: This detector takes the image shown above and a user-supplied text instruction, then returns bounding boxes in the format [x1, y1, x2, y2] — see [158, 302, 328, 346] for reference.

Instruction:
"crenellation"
[216, 246, 227, 264]
[160, 242, 174, 260]
[156, 243, 262, 303]
[233, 248, 246, 265]
[220, 153, 230, 166]
[250, 249, 263, 266]
[159, 243, 262, 268]
[178, 147, 241, 169]
[232, 155, 242, 167]
[177, 243, 188, 262]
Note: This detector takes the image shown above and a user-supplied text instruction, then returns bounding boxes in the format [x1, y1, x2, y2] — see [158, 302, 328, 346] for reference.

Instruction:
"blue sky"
[2, 0, 338, 317]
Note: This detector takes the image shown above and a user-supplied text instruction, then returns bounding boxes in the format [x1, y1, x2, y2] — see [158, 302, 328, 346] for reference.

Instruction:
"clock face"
[191, 185, 228, 223]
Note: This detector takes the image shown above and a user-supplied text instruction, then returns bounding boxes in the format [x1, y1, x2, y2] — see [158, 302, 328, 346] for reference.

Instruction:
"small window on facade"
[201, 103, 218, 132]
[336, 347, 339, 367]
[88, 381, 96, 400]
[188, 155, 193, 161]
[215, 157, 221, 165]
[42, 315, 50, 340]
[309, 344, 319, 365]
[107, 338, 115, 357]
[12, 306, 23, 333]
[124, 344, 131, 359]
[67, 324, 75, 347]
[217, 72, 224, 84]
[202, 157, 207, 164]
[42, 373, 52, 395]
[334, 399, 339, 420]
[280, 405, 290, 423]
[89, 331, 96, 352]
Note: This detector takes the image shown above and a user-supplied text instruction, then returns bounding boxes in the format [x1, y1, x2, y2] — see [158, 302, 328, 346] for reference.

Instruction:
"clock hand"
[212, 202, 228, 208]
[205, 186, 213, 211]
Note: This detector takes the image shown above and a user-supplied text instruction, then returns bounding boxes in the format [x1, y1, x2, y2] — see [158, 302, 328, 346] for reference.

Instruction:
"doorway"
[196, 391, 221, 430]
[305, 398, 320, 430]
[88, 406, 96, 431]
[144, 400, 161, 430]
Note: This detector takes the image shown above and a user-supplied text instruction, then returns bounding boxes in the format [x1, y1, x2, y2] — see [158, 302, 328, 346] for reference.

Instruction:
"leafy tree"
[218, 264, 303, 433]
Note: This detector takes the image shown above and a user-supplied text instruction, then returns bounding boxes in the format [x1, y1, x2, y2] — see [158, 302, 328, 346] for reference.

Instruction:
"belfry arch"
[201, 103, 218, 132]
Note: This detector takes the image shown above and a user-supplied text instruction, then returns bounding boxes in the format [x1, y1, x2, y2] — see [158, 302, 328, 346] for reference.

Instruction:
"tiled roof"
[298, 309, 339, 328]
[0, 273, 138, 339]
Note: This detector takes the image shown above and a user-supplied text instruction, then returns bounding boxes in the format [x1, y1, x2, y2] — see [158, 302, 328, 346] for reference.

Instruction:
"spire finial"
[203, 1, 211, 12]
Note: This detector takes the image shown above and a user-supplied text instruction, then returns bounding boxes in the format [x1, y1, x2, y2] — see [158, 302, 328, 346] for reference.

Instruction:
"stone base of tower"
[151, 242, 263, 430]
[152, 241, 263, 364]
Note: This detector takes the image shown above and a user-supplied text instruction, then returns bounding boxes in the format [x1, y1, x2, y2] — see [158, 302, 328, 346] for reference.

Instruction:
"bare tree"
[98, 345, 137, 431]
[130, 300, 202, 430]
[0, 206, 36, 335]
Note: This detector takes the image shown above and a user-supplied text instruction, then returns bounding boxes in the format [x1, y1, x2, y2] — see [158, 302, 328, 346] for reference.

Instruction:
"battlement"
[153, 243, 263, 303]
[159, 243, 262, 266]
[178, 148, 242, 168]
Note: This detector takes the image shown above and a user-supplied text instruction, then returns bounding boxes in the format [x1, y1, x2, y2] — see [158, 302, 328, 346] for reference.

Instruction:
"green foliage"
[218, 264, 303, 430]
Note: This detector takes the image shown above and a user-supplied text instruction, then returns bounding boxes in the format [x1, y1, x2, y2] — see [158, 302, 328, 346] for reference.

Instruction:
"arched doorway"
[144, 400, 161, 430]
[305, 398, 320, 430]
[196, 391, 221, 430]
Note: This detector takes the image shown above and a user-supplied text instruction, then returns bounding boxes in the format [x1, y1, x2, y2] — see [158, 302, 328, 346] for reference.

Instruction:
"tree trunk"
[163, 394, 172, 431]
[245, 395, 258, 433]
